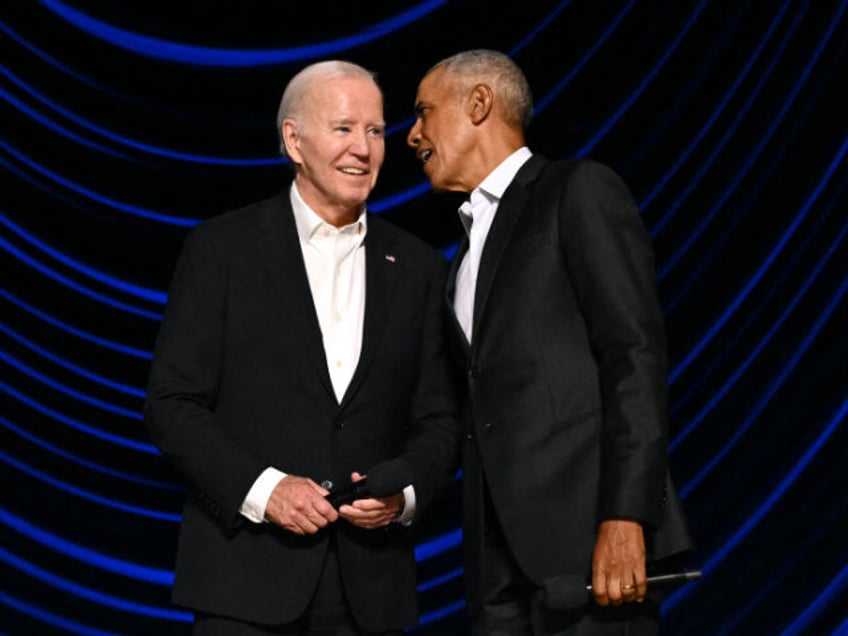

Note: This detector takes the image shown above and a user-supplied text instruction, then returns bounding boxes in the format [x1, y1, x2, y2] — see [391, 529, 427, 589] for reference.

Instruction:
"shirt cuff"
[396, 484, 416, 526]
[239, 467, 287, 523]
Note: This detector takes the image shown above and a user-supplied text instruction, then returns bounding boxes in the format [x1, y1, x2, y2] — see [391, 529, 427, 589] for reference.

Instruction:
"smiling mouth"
[339, 167, 367, 175]
[417, 149, 432, 164]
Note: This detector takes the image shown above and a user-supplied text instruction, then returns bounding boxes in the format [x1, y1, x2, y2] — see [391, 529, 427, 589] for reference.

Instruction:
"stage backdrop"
[2, 1, 847, 634]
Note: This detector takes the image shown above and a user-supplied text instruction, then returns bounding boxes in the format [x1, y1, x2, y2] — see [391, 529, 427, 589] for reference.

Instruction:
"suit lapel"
[252, 191, 335, 398]
[472, 156, 546, 342]
[339, 217, 398, 408]
[446, 236, 471, 353]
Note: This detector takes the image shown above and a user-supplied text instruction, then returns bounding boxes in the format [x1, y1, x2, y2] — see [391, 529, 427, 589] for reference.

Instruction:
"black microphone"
[324, 458, 414, 508]
[544, 569, 702, 611]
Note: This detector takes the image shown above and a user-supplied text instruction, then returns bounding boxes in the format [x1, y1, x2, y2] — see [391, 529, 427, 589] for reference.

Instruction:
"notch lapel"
[472, 156, 545, 342]
[252, 192, 335, 399]
[339, 218, 398, 408]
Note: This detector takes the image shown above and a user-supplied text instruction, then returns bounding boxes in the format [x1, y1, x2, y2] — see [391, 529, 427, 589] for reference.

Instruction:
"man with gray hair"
[146, 60, 459, 635]
[408, 49, 691, 635]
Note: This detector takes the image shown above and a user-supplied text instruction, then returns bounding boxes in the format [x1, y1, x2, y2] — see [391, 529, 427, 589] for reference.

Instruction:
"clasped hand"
[264, 472, 401, 535]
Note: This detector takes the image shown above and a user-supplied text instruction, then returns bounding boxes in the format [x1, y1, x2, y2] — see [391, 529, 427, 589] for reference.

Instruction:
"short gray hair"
[430, 49, 533, 131]
[276, 60, 380, 157]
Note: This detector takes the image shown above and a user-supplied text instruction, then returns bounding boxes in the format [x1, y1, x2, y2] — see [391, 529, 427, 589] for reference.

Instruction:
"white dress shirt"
[454, 147, 533, 342]
[240, 183, 414, 524]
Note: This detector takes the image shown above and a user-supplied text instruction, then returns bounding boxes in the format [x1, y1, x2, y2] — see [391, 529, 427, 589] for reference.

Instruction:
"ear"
[282, 119, 303, 164]
[466, 83, 494, 125]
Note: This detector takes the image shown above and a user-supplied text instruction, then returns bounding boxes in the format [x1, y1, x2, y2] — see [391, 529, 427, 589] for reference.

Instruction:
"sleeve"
[144, 225, 270, 530]
[558, 160, 669, 528]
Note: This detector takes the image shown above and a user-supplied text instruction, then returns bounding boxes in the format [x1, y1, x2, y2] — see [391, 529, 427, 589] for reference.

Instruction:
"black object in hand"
[324, 478, 370, 508]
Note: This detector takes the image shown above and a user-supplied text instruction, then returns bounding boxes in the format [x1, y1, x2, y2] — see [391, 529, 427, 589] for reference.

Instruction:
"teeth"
[340, 167, 366, 175]
[421, 149, 432, 162]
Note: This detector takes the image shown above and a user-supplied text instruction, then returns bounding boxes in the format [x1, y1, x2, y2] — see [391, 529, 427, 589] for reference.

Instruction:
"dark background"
[2, 1, 847, 634]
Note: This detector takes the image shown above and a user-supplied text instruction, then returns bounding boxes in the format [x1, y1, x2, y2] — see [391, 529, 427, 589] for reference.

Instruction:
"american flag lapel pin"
[385, 254, 396, 263]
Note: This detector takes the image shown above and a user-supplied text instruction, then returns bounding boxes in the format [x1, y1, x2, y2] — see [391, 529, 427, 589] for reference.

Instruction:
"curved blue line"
[419, 599, 466, 626]
[509, 0, 573, 56]
[0, 506, 175, 585]
[0, 381, 158, 454]
[0, 321, 145, 398]
[0, 212, 167, 304]
[641, 0, 794, 214]
[780, 562, 848, 635]
[669, 129, 847, 382]
[369, 181, 432, 213]
[670, 219, 847, 451]
[1, 349, 143, 420]
[0, 234, 162, 321]
[657, 1, 844, 281]
[678, 275, 847, 497]
[1, 140, 199, 226]
[0, 288, 152, 359]
[665, 395, 848, 610]
[0, 415, 179, 490]
[1, 67, 282, 167]
[534, 0, 636, 115]
[0, 590, 120, 636]
[38, 0, 447, 67]
[576, 0, 709, 156]
[0, 545, 190, 619]
[415, 528, 462, 561]
[417, 567, 463, 593]
[0, 450, 180, 522]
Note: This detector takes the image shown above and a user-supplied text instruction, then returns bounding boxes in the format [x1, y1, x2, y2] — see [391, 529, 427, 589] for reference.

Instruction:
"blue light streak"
[0, 212, 167, 304]
[1, 349, 143, 420]
[38, 0, 447, 67]
[0, 415, 179, 490]
[779, 562, 848, 635]
[0, 450, 180, 522]
[0, 545, 191, 620]
[0, 590, 120, 636]
[0, 381, 159, 454]
[0, 288, 152, 359]
[415, 528, 462, 561]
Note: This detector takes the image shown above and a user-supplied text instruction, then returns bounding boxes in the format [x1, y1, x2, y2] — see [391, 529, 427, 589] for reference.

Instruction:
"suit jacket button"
[321, 480, 334, 491]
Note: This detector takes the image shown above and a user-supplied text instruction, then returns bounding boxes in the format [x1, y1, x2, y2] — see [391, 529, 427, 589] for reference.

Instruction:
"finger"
[591, 571, 609, 606]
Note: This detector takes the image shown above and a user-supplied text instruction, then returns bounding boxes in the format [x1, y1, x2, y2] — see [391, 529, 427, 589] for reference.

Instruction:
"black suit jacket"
[145, 189, 459, 630]
[447, 156, 692, 612]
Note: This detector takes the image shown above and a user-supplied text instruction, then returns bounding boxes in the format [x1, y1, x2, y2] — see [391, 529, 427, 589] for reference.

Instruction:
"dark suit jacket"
[446, 156, 692, 613]
[145, 189, 459, 630]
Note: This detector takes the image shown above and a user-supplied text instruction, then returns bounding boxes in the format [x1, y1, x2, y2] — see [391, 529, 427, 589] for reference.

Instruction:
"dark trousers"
[472, 483, 660, 636]
[193, 542, 402, 636]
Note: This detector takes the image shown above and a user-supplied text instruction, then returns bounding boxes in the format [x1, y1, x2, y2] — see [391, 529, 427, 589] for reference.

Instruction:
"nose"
[407, 120, 421, 148]
[349, 129, 371, 157]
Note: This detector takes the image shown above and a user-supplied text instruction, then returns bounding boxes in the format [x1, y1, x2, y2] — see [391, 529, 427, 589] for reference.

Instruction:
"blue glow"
[779, 563, 848, 635]
[0, 288, 152, 359]
[0, 450, 181, 522]
[0, 415, 179, 490]
[1, 140, 199, 226]
[665, 395, 848, 610]
[0, 506, 174, 585]
[418, 599, 466, 626]
[0, 212, 167, 304]
[509, 0, 573, 56]
[1, 66, 283, 167]
[534, 0, 635, 115]
[0, 321, 145, 398]
[679, 275, 847, 497]
[576, 1, 709, 157]
[417, 567, 463, 593]
[1, 349, 143, 420]
[415, 528, 462, 561]
[640, 0, 793, 215]
[670, 219, 846, 451]
[669, 131, 847, 383]
[0, 233, 162, 321]
[0, 589, 120, 636]
[0, 381, 159, 454]
[39, 0, 447, 67]
[369, 181, 432, 213]
[0, 544, 190, 620]
[658, 3, 842, 282]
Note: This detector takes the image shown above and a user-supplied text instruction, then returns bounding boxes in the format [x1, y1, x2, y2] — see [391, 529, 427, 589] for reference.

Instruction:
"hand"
[264, 475, 338, 535]
[338, 472, 403, 529]
[591, 519, 647, 606]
